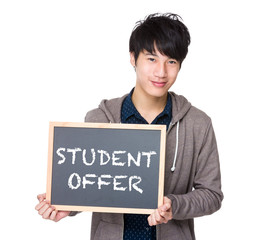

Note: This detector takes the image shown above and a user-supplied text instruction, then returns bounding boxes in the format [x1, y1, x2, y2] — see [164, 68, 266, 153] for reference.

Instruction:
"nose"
[154, 62, 167, 78]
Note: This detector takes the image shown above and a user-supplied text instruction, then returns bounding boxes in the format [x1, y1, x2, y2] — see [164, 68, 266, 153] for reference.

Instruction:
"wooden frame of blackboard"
[46, 122, 166, 214]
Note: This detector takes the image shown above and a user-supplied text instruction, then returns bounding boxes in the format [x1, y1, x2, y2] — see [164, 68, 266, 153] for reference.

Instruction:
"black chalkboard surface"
[47, 122, 166, 214]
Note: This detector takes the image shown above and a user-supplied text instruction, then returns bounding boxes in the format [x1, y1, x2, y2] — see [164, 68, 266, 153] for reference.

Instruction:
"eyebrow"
[144, 52, 176, 61]
[144, 52, 158, 57]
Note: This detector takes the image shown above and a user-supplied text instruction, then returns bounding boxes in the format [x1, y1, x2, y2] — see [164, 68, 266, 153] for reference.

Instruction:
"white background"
[1, 0, 267, 239]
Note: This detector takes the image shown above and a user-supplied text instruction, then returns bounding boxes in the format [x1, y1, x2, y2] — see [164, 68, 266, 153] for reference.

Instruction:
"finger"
[35, 200, 47, 211]
[38, 203, 50, 215]
[159, 206, 170, 216]
[151, 211, 159, 226]
[54, 211, 66, 222]
[37, 193, 46, 202]
[160, 208, 172, 222]
[160, 202, 171, 212]
[161, 213, 170, 223]
[55, 211, 70, 222]
[159, 210, 168, 218]
[152, 212, 159, 226]
[42, 206, 55, 219]
[147, 214, 153, 226]
[159, 197, 172, 220]
[164, 197, 171, 208]
[49, 210, 57, 221]
[154, 209, 163, 223]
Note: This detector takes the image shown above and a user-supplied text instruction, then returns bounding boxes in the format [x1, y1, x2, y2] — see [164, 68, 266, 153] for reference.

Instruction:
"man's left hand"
[148, 196, 173, 226]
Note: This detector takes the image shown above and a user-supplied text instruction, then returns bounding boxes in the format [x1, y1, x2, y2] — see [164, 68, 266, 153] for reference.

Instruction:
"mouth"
[151, 81, 167, 88]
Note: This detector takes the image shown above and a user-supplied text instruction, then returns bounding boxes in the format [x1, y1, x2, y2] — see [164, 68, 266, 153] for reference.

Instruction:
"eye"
[168, 60, 177, 64]
[148, 58, 156, 62]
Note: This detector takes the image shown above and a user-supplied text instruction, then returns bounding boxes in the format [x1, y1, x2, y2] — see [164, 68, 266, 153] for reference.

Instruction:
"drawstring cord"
[171, 121, 179, 172]
[119, 120, 179, 172]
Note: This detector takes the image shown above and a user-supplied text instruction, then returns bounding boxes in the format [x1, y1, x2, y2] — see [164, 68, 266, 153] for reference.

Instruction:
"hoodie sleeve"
[168, 121, 223, 220]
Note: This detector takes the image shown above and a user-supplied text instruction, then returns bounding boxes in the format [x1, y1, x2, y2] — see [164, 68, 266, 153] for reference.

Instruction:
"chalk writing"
[56, 148, 156, 168]
[56, 147, 157, 194]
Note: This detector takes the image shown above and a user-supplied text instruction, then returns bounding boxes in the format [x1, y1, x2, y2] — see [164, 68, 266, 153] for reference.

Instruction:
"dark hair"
[129, 13, 191, 64]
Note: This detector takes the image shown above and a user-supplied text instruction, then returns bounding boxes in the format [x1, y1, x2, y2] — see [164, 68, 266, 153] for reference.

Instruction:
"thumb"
[55, 211, 70, 222]
[161, 197, 171, 211]
[37, 193, 46, 202]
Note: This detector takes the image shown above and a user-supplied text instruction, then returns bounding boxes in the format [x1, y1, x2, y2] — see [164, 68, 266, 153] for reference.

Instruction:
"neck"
[132, 87, 168, 123]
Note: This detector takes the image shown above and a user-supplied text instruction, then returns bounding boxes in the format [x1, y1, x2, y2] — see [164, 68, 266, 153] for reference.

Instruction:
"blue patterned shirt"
[121, 89, 172, 240]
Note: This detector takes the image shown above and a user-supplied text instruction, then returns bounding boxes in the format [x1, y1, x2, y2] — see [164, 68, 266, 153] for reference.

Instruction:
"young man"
[36, 13, 223, 240]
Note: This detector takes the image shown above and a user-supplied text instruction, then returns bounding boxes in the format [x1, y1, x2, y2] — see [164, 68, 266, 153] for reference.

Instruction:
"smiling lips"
[151, 81, 167, 87]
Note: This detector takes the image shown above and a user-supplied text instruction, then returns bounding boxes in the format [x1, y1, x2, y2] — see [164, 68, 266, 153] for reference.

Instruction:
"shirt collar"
[121, 88, 140, 122]
[156, 93, 172, 120]
[121, 88, 172, 122]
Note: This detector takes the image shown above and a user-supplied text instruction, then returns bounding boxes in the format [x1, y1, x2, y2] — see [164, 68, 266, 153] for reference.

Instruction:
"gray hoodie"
[82, 92, 223, 240]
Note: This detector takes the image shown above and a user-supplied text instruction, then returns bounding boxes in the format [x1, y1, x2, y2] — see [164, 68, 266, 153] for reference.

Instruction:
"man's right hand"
[35, 193, 70, 222]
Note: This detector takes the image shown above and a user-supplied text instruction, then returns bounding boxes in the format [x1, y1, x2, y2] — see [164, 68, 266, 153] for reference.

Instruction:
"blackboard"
[46, 122, 166, 214]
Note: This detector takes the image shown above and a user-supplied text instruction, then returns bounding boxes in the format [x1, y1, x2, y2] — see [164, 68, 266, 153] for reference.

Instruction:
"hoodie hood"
[169, 92, 192, 125]
[98, 92, 192, 124]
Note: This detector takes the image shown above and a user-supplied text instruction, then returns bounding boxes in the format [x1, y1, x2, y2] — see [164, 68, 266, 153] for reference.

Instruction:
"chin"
[147, 88, 169, 98]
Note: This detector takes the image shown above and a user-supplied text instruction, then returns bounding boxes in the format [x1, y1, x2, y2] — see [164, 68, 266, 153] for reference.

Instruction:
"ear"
[130, 52, 136, 67]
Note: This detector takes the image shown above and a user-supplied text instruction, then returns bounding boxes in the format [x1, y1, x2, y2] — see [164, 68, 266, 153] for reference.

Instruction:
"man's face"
[130, 48, 180, 99]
